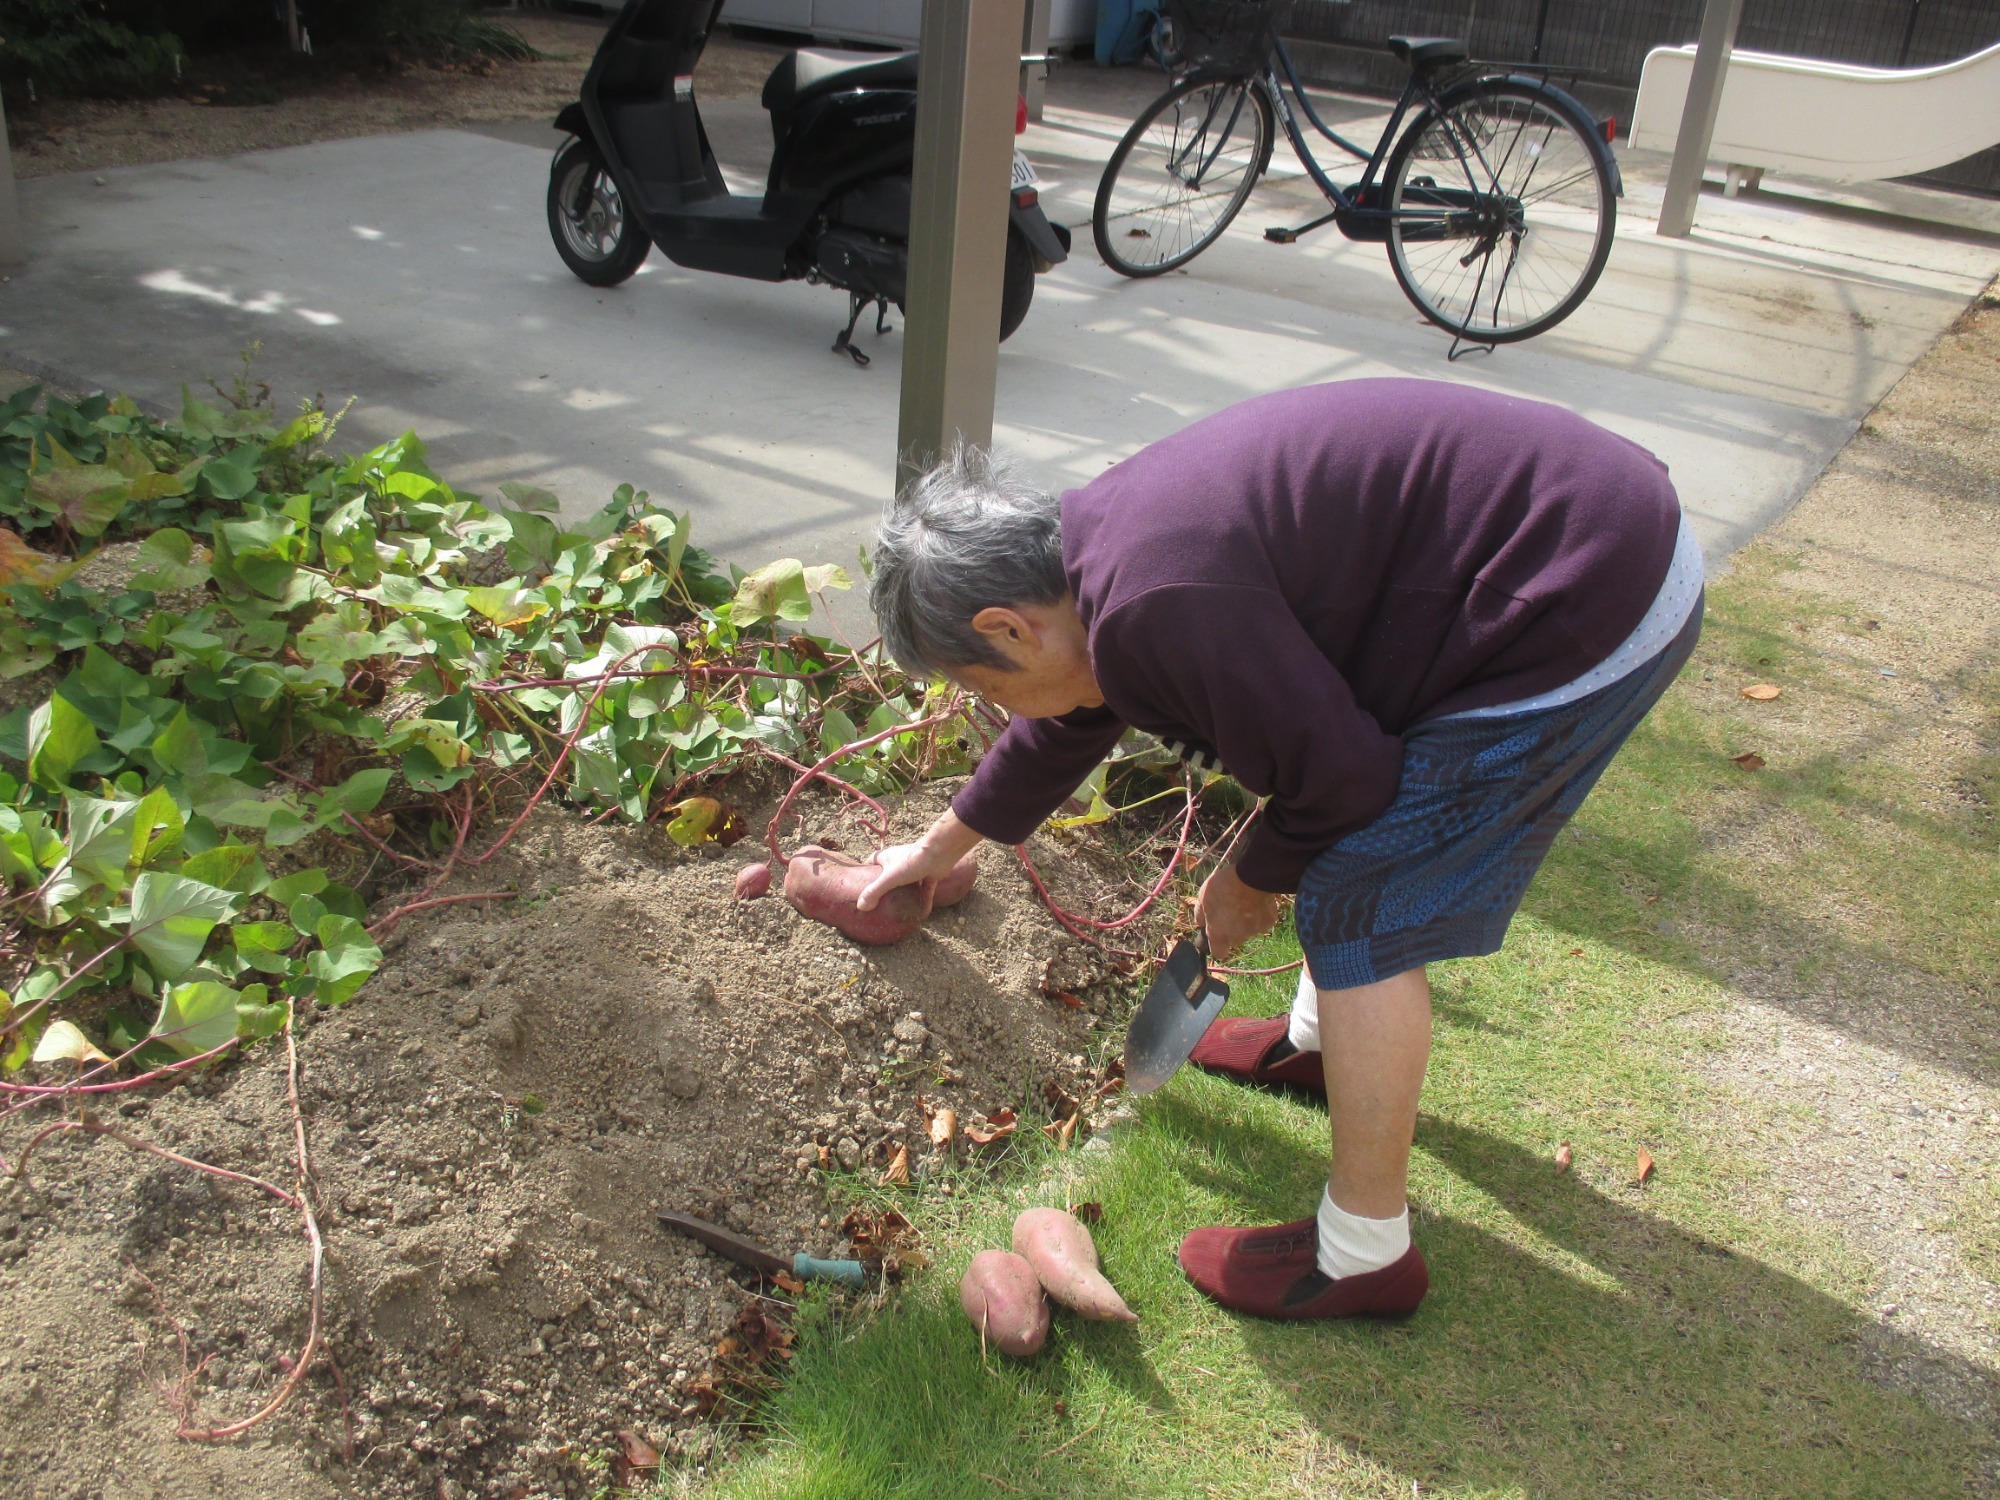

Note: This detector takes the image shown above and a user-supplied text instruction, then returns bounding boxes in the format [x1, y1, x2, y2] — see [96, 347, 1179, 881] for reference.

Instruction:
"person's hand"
[856, 809, 985, 912]
[1195, 862, 1281, 961]
[855, 841, 952, 911]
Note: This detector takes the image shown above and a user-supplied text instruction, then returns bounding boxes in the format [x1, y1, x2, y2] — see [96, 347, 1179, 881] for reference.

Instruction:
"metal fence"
[1279, 0, 2000, 192]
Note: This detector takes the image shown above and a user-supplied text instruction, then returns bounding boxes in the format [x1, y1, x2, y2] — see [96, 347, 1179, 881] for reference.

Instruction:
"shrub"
[309, 0, 540, 62]
[0, 0, 184, 100]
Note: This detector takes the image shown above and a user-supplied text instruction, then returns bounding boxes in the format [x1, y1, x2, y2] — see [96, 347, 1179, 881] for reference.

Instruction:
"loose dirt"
[0, 782, 1154, 1500]
[5, 15, 788, 181]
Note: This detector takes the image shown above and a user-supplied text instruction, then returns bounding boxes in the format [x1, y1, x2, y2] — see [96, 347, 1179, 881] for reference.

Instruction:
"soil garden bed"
[0, 375, 1183, 1499]
[2, 787, 1146, 1499]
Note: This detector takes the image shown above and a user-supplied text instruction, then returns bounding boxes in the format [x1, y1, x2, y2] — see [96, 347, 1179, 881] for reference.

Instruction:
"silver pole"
[896, 0, 1027, 492]
[1022, 0, 1052, 123]
[0, 86, 25, 270]
[1656, 0, 1745, 239]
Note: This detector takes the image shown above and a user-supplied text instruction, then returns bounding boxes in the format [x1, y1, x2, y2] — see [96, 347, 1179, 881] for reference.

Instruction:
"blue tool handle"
[793, 1253, 868, 1288]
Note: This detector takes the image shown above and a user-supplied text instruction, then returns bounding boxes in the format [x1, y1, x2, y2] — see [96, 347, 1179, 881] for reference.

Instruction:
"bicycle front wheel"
[1094, 74, 1273, 277]
[1384, 79, 1614, 343]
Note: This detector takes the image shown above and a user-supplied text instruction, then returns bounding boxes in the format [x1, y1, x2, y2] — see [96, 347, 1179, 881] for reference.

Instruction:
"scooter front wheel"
[548, 138, 651, 288]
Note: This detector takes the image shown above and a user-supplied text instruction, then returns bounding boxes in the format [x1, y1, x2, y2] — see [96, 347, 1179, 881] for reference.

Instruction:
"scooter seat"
[761, 48, 920, 115]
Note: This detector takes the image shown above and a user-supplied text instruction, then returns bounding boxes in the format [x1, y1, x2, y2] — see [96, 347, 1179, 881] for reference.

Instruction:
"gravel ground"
[1686, 280, 2000, 1459]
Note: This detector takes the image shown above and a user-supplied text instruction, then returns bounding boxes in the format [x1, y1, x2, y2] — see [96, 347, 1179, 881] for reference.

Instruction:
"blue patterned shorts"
[1293, 604, 1701, 990]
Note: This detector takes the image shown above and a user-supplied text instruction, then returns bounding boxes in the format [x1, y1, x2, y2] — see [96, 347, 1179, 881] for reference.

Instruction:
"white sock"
[1316, 1187, 1411, 1279]
[1286, 964, 1321, 1052]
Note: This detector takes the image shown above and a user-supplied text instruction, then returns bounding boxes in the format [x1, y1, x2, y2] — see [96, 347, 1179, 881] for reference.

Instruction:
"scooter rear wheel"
[998, 226, 1035, 343]
[549, 138, 651, 288]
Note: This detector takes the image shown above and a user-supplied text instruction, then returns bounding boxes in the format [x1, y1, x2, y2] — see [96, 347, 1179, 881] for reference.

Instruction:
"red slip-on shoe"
[1178, 1218, 1429, 1321]
[1187, 1016, 1326, 1093]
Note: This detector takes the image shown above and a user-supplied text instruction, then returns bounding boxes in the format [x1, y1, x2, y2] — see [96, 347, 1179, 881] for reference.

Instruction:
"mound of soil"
[0, 787, 1150, 1499]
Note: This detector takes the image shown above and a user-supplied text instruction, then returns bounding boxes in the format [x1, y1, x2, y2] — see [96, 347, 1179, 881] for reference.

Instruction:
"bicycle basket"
[1165, 0, 1292, 72]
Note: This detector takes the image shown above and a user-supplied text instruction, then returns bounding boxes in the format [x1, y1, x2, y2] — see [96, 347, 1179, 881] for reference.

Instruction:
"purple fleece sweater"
[951, 380, 1682, 892]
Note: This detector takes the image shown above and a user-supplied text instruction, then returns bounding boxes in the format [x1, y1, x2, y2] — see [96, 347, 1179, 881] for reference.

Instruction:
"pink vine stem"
[3, 1006, 342, 1448]
[761, 708, 959, 864]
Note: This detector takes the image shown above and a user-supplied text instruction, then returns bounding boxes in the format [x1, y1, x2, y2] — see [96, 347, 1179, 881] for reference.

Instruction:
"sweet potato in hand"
[785, 845, 931, 944]
[783, 844, 979, 944]
[960, 1249, 1049, 1358]
[931, 849, 980, 909]
[1012, 1207, 1137, 1322]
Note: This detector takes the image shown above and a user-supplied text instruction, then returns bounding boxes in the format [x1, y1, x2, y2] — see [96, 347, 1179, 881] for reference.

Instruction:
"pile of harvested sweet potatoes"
[735, 844, 980, 947]
[959, 1207, 1136, 1357]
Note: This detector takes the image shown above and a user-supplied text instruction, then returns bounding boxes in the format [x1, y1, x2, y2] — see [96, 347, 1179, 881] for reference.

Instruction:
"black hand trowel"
[1124, 932, 1230, 1094]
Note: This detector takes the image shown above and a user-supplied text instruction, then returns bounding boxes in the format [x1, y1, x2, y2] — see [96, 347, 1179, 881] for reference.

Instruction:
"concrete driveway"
[4, 62, 1997, 579]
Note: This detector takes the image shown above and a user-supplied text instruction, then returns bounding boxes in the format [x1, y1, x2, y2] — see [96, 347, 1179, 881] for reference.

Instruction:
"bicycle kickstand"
[1265, 206, 1341, 245]
[1446, 330, 1496, 362]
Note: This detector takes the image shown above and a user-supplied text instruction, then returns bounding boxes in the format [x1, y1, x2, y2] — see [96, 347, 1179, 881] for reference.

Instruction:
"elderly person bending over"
[857, 379, 1703, 1321]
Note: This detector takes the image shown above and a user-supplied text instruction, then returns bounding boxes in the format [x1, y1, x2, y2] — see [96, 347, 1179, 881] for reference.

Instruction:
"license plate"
[1011, 150, 1039, 190]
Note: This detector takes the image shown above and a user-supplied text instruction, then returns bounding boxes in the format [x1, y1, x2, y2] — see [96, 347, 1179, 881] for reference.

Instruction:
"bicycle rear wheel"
[1384, 78, 1614, 343]
[1094, 74, 1273, 277]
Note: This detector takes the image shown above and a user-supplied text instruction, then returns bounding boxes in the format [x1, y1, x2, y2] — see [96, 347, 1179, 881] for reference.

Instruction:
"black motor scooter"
[548, 0, 1070, 365]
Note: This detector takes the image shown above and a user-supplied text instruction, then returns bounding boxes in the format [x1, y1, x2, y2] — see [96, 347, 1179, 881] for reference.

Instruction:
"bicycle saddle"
[1385, 36, 1469, 70]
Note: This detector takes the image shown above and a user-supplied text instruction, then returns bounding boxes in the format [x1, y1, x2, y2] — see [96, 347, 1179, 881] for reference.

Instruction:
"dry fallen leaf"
[1741, 683, 1782, 701]
[610, 1430, 661, 1488]
[964, 1107, 1019, 1145]
[816, 1143, 831, 1171]
[1041, 1110, 1080, 1151]
[927, 1104, 957, 1147]
[1730, 752, 1766, 771]
[881, 1143, 911, 1185]
[1073, 1202, 1104, 1225]
[772, 1270, 806, 1295]
[0, 526, 61, 588]
[1555, 1141, 1573, 1172]
[1635, 1147, 1656, 1186]
[841, 1206, 917, 1263]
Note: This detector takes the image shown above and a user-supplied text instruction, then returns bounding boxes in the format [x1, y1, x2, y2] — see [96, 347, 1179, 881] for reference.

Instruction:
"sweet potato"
[784, 845, 933, 946]
[733, 862, 773, 900]
[1012, 1207, 1138, 1322]
[959, 1249, 1049, 1358]
[931, 849, 980, 909]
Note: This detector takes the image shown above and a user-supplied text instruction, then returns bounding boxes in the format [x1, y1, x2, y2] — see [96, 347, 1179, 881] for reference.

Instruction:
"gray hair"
[870, 442, 1066, 676]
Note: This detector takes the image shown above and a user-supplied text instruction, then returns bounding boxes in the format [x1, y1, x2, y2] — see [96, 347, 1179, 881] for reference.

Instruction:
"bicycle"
[1091, 0, 1622, 349]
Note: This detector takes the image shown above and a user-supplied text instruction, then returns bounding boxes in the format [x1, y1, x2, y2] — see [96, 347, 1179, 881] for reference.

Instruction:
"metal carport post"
[1657, 0, 1746, 238]
[895, 0, 1029, 493]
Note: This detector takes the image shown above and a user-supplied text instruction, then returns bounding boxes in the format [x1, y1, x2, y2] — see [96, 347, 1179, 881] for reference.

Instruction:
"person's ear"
[970, 606, 1036, 661]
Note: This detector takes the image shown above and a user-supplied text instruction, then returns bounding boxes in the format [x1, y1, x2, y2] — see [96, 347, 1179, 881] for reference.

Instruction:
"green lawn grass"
[680, 566, 1996, 1500]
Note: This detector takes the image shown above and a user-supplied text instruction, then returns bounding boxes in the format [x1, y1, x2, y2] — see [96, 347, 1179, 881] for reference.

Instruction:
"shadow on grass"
[1519, 676, 2000, 1085]
[713, 1078, 1992, 1500]
[1153, 1088, 1991, 1498]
